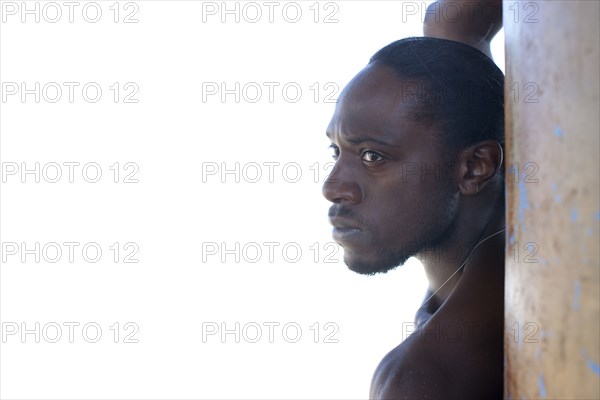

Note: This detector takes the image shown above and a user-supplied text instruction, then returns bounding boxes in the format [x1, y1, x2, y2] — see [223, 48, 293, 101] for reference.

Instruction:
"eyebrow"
[326, 131, 396, 147]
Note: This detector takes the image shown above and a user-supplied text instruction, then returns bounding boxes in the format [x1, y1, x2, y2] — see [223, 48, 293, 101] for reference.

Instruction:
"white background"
[0, 1, 504, 398]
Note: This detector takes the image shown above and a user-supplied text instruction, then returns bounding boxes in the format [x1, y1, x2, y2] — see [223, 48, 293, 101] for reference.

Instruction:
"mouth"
[329, 217, 366, 245]
[332, 226, 363, 242]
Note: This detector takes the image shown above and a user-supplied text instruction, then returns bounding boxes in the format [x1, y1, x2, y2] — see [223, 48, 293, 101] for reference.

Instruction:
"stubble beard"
[344, 191, 459, 276]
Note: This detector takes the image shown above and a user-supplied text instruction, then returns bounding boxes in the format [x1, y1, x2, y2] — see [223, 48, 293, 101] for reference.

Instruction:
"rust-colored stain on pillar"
[504, 1, 599, 398]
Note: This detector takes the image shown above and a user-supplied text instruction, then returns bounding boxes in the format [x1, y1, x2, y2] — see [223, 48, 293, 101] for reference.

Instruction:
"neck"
[416, 188, 505, 309]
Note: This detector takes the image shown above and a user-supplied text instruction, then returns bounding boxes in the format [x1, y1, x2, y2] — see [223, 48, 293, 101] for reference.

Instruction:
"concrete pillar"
[504, 1, 600, 398]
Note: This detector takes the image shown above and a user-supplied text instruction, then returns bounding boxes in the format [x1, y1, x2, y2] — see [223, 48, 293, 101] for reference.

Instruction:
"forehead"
[327, 63, 427, 143]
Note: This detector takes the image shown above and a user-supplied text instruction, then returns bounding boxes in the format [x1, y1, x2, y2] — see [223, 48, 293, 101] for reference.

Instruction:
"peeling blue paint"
[588, 359, 600, 376]
[579, 349, 600, 376]
[518, 180, 530, 228]
[550, 182, 559, 202]
[554, 126, 565, 137]
[538, 374, 547, 398]
[539, 330, 554, 339]
[571, 208, 579, 222]
[572, 280, 581, 311]
[595, 211, 600, 221]
[509, 235, 516, 246]
[554, 194, 562, 204]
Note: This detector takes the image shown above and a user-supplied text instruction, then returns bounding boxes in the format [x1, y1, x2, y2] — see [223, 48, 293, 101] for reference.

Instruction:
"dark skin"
[322, 1, 504, 398]
[424, 0, 503, 59]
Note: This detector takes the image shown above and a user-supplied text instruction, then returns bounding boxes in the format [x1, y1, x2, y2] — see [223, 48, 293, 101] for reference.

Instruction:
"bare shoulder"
[369, 321, 503, 399]
[370, 335, 447, 400]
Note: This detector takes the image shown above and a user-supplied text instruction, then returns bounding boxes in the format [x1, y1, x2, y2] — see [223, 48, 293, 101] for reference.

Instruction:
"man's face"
[322, 62, 460, 275]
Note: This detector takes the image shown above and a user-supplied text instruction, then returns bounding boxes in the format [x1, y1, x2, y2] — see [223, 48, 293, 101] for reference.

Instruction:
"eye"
[362, 150, 384, 163]
[329, 144, 340, 160]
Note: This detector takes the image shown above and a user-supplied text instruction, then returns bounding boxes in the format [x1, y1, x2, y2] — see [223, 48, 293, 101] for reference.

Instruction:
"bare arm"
[423, 0, 503, 58]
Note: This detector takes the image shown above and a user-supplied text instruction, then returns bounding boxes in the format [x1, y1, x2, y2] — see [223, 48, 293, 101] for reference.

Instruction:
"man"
[322, 1, 504, 398]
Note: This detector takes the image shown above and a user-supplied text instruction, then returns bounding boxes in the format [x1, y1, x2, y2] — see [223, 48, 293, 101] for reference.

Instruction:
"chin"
[343, 250, 408, 276]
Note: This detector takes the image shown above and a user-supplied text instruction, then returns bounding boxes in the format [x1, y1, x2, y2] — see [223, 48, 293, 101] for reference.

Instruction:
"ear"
[457, 140, 503, 195]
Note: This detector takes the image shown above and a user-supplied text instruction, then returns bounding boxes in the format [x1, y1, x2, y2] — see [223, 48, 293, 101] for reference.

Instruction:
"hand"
[423, 0, 503, 58]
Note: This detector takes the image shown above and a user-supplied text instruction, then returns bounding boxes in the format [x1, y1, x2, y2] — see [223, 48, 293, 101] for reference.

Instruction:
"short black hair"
[369, 37, 504, 156]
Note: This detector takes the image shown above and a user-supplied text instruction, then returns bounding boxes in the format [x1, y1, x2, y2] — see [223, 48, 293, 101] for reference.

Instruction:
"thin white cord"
[422, 228, 506, 305]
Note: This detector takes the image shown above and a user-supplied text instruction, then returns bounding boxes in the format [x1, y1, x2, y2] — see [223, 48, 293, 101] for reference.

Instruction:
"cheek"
[368, 173, 430, 213]
[363, 176, 452, 240]
[362, 184, 419, 238]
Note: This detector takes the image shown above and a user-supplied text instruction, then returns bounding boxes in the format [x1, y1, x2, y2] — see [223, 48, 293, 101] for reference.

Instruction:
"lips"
[329, 216, 366, 245]
[328, 216, 362, 230]
[332, 226, 363, 242]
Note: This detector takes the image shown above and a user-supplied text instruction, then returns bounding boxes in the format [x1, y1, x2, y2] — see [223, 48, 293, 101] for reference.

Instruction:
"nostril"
[322, 178, 362, 205]
[321, 180, 336, 202]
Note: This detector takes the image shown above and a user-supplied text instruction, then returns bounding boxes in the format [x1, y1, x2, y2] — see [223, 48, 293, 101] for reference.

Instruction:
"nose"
[321, 164, 362, 205]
